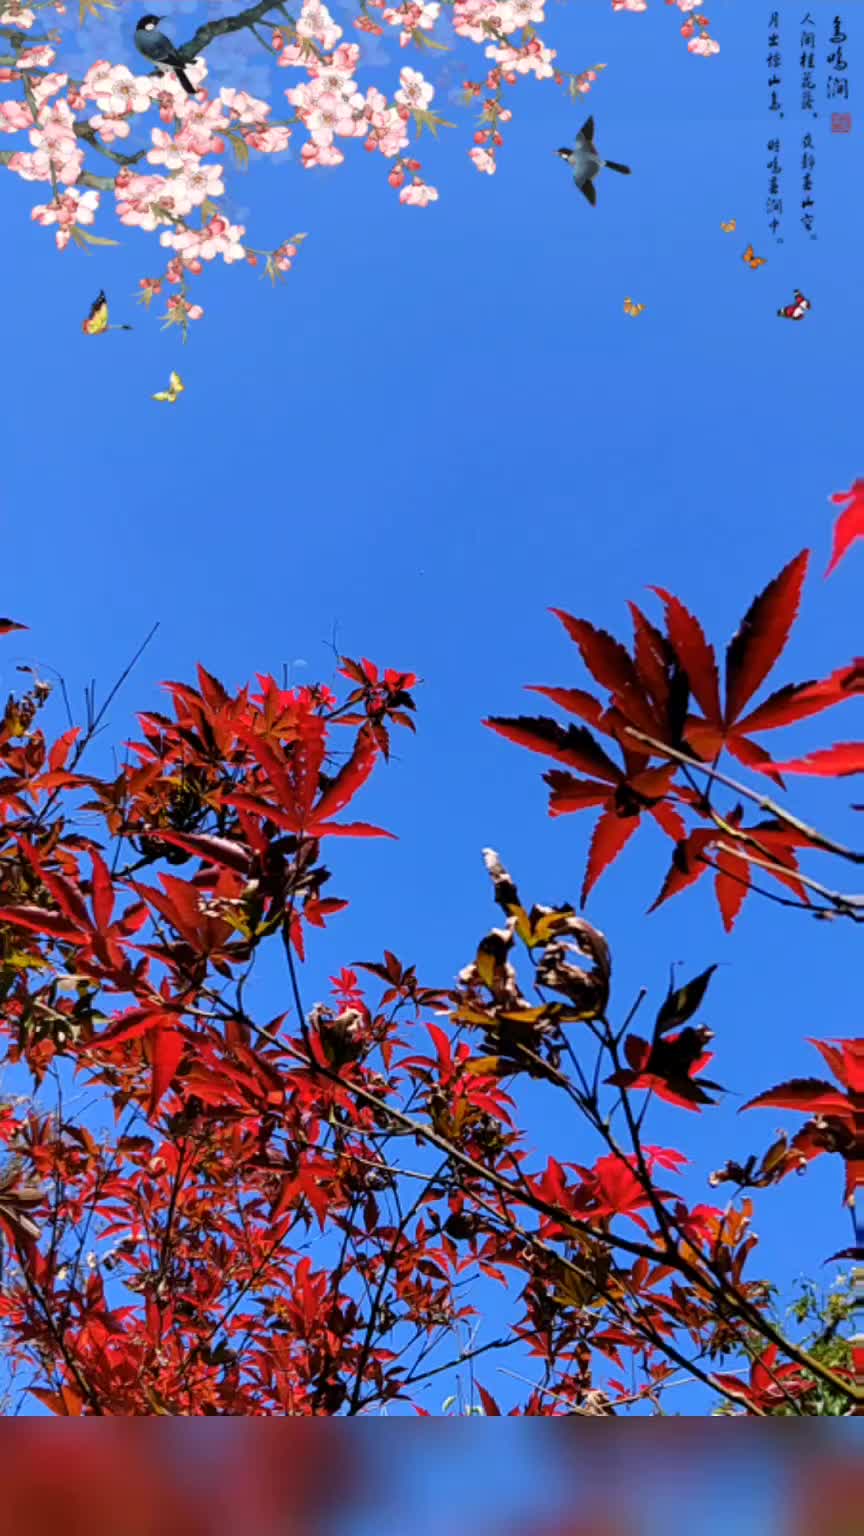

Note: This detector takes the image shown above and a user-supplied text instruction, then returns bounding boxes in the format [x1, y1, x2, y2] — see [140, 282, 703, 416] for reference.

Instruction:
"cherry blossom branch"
[175, 2, 297, 65]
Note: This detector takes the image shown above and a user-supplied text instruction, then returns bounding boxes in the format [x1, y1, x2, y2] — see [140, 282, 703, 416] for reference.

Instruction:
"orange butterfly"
[720, 219, 736, 232]
[623, 296, 646, 317]
[742, 244, 767, 270]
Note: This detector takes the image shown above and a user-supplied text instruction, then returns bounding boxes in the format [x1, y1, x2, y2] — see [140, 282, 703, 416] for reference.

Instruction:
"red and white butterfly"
[777, 289, 811, 321]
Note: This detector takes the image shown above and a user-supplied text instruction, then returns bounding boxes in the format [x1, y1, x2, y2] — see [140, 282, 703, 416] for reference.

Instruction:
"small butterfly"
[623, 296, 646, 317]
[152, 370, 185, 404]
[777, 289, 811, 321]
[742, 244, 767, 269]
[720, 219, 736, 233]
[82, 289, 132, 336]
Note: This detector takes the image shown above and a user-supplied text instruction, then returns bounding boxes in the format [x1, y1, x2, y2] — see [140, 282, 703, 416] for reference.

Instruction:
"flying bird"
[81, 290, 132, 336]
[555, 116, 631, 206]
[152, 370, 185, 404]
[777, 289, 811, 321]
[134, 15, 197, 96]
[742, 244, 767, 269]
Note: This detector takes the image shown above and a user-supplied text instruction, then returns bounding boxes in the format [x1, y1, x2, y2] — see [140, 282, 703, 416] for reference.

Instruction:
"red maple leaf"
[483, 716, 684, 903]
[743, 1038, 864, 1207]
[652, 553, 850, 784]
[713, 1344, 817, 1413]
[826, 479, 864, 576]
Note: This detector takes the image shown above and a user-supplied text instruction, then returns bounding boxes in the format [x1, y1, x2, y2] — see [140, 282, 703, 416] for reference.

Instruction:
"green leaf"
[227, 132, 250, 171]
[411, 30, 449, 51]
[411, 109, 456, 141]
[79, 0, 118, 22]
[655, 965, 716, 1037]
[75, 228, 120, 247]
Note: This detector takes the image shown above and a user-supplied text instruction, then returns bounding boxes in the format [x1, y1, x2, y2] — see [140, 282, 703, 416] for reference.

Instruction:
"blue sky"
[2, 0, 863, 1413]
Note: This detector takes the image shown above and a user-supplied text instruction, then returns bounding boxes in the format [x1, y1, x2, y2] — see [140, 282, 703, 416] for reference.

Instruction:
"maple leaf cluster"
[486, 550, 864, 928]
[0, 609, 858, 1415]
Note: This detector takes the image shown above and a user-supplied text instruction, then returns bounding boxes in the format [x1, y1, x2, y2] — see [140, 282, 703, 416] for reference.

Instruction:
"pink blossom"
[29, 72, 69, 109]
[399, 178, 438, 206]
[0, 3, 35, 26]
[486, 38, 555, 78]
[453, 0, 498, 43]
[273, 240, 298, 271]
[169, 160, 226, 212]
[300, 141, 345, 167]
[688, 34, 720, 56]
[394, 67, 434, 110]
[276, 42, 307, 68]
[496, 0, 545, 33]
[612, 0, 647, 10]
[364, 100, 410, 157]
[469, 145, 496, 174]
[246, 124, 292, 152]
[115, 171, 176, 231]
[219, 87, 271, 125]
[80, 60, 118, 102]
[306, 90, 360, 146]
[88, 113, 133, 144]
[147, 126, 186, 170]
[167, 294, 204, 322]
[31, 186, 98, 248]
[331, 43, 362, 74]
[286, 77, 331, 113]
[16, 45, 57, 69]
[382, 1, 441, 47]
[297, 1, 343, 51]
[162, 214, 247, 264]
[309, 62, 363, 99]
[0, 100, 33, 132]
[172, 103, 229, 157]
[91, 64, 152, 117]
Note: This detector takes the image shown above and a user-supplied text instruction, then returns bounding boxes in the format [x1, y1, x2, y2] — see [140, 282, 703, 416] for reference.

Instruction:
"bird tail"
[603, 160, 631, 175]
[175, 65, 196, 96]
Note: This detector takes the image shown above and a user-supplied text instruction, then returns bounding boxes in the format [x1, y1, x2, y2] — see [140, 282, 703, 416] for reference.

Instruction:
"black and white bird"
[555, 116, 631, 206]
[134, 15, 198, 97]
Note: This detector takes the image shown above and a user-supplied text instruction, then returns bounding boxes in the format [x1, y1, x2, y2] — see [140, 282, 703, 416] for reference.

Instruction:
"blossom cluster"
[0, 0, 718, 323]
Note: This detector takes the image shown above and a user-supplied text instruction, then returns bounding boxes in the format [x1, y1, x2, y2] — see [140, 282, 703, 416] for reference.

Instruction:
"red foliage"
[826, 479, 864, 576]
[486, 551, 861, 927]
[0, 599, 857, 1417]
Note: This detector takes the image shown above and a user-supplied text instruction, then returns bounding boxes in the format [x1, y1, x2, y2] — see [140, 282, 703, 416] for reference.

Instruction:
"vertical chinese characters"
[768, 9, 784, 116]
[800, 12, 817, 116]
[767, 137, 783, 241]
[801, 130, 816, 236]
[827, 13, 849, 101]
[767, 11, 784, 241]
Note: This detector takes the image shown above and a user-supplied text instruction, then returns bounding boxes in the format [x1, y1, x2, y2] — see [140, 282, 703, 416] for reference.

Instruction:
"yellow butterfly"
[742, 244, 767, 270]
[623, 297, 646, 317]
[152, 370, 185, 404]
[82, 289, 132, 335]
[720, 219, 736, 233]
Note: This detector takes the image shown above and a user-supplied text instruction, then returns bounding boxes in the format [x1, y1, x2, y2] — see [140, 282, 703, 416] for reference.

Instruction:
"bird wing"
[576, 175, 597, 206]
[578, 115, 595, 148]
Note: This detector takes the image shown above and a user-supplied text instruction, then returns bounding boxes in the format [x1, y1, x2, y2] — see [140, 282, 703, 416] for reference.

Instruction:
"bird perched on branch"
[134, 15, 197, 96]
[555, 116, 631, 206]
